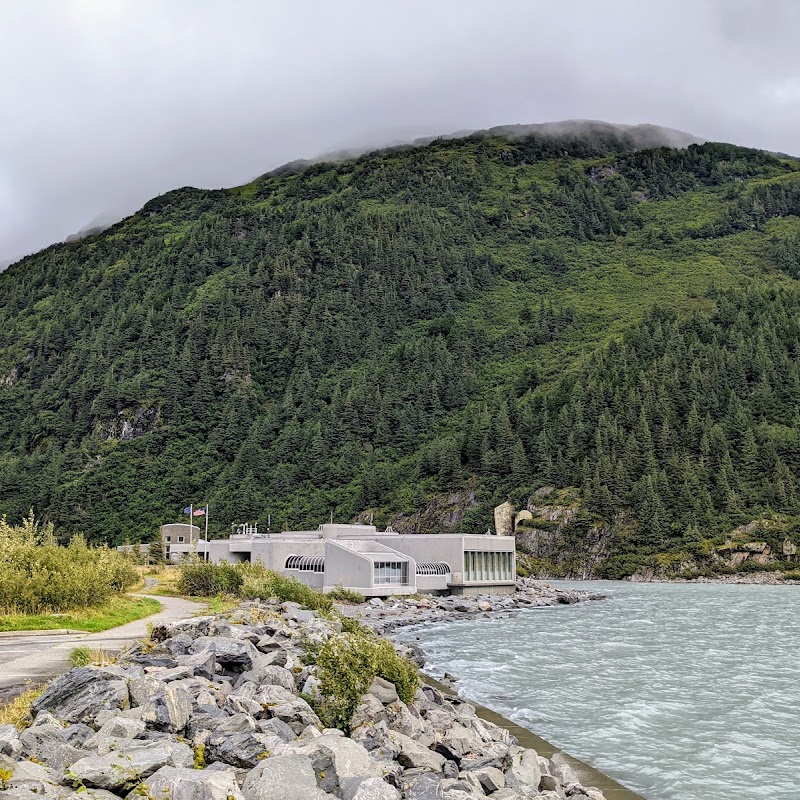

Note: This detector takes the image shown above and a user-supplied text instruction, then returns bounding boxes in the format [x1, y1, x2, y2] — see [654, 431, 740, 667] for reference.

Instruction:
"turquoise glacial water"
[396, 581, 800, 799]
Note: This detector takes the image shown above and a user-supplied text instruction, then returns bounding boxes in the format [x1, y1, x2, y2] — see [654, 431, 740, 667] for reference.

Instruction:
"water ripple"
[397, 581, 800, 800]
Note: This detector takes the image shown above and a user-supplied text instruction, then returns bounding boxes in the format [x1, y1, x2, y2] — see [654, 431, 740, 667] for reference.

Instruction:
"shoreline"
[0, 592, 620, 800]
[339, 577, 606, 637]
[343, 580, 645, 799]
[422, 675, 645, 800]
[532, 572, 799, 585]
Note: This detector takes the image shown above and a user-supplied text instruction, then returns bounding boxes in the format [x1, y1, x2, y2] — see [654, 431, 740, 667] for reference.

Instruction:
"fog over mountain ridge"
[1, 118, 706, 272]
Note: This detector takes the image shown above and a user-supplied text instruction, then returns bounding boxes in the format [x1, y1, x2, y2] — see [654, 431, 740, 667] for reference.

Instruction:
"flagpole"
[204, 505, 209, 561]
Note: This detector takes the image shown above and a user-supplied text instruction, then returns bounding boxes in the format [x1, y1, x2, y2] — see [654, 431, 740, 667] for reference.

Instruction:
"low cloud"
[2, 0, 800, 265]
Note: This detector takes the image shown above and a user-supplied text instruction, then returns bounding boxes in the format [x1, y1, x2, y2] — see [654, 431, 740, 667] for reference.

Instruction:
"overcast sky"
[2, 0, 800, 266]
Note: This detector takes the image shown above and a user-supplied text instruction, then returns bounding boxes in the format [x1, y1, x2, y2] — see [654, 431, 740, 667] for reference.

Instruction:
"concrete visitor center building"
[159, 522, 516, 597]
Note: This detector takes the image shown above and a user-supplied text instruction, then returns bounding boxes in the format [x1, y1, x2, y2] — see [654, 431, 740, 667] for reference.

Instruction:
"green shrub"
[0, 513, 138, 614]
[308, 623, 418, 732]
[69, 647, 91, 667]
[239, 567, 333, 614]
[176, 561, 243, 596]
[177, 560, 334, 613]
[328, 584, 365, 604]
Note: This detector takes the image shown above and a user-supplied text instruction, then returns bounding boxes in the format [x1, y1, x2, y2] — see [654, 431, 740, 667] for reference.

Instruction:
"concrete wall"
[324, 541, 374, 592]
[161, 524, 200, 545]
[415, 573, 450, 593]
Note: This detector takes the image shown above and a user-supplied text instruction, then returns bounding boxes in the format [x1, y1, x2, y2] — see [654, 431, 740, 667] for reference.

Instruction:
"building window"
[373, 561, 409, 585]
[165, 536, 171, 542]
[284, 555, 325, 573]
[464, 551, 514, 582]
[178, 536, 184, 543]
[416, 562, 451, 576]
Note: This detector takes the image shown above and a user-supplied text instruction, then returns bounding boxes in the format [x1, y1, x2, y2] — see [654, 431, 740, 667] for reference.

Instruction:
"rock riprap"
[0, 590, 607, 800]
[338, 578, 603, 636]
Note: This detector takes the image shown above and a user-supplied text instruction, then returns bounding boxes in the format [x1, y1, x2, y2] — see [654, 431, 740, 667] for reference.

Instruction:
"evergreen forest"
[1, 127, 799, 576]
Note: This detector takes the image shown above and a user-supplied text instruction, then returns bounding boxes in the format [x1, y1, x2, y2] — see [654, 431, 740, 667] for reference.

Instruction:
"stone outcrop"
[3, 592, 608, 800]
[492, 492, 620, 578]
[493, 502, 515, 537]
[359, 489, 480, 535]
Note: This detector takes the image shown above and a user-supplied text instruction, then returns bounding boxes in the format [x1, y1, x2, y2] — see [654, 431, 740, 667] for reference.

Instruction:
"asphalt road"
[0, 594, 206, 700]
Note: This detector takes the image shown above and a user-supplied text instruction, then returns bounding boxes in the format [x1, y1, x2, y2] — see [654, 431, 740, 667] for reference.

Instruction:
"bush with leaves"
[0, 513, 138, 613]
[307, 622, 418, 732]
[176, 560, 244, 597]
[238, 567, 334, 613]
[177, 559, 334, 613]
[327, 584, 365, 604]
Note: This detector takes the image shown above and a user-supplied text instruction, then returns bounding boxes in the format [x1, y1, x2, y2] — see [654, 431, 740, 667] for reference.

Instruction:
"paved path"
[0, 594, 206, 700]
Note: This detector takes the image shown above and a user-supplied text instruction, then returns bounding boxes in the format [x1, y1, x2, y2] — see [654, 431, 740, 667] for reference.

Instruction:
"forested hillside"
[1, 127, 799, 576]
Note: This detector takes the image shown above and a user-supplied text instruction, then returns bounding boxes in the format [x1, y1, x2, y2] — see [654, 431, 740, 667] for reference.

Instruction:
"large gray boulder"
[350, 694, 387, 738]
[18, 726, 64, 762]
[204, 731, 287, 768]
[440, 723, 483, 759]
[267, 697, 322, 734]
[472, 766, 505, 793]
[168, 616, 214, 638]
[400, 772, 444, 800]
[241, 754, 333, 800]
[385, 700, 430, 745]
[83, 716, 145, 749]
[66, 740, 192, 789]
[256, 665, 295, 691]
[505, 748, 542, 794]
[236, 652, 291, 686]
[367, 677, 399, 705]
[140, 685, 192, 732]
[257, 717, 296, 743]
[342, 776, 401, 800]
[175, 650, 217, 679]
[288, 733, 383, 795]
[0, 755, 64, 795]
[387, 731, 445, 773]
[549, 753, 580, 790]
[31, 668, 129, 725]
[190, 636, 259, 669]
[36, 743, 89, 774]
[128, 675, 161, 707]
[0, 724, 21, 756]
[215, 712, 257, 734]
[128, 765, 244, 800]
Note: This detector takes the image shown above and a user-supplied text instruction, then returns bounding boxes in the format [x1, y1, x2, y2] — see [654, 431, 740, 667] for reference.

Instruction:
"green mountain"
[2, 125, 799, 577]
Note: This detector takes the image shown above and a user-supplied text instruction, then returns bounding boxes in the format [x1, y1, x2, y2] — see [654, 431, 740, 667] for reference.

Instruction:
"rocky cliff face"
[95, 406, 160, 441]
[494, 488, 621, 579]
[629, 517, 800, 581]
[358, 489, 480, 535]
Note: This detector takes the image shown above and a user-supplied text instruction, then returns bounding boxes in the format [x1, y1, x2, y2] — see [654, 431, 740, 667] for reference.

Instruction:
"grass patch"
[138, 566, 181, 596]
[206, 595, 239, 614]
[0, 686, 44, 728]
[69, 647, 116, 667]
[0, 595, 162, 633]
[69, 646, 91, 667]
